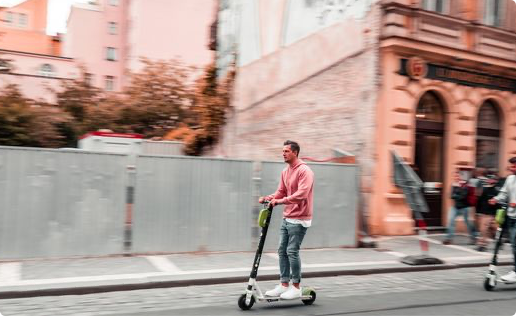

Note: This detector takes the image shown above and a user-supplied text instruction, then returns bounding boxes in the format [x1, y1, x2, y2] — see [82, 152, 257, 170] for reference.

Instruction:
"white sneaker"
[265, 284, 289, 297]
[501, 271, 516, 283]
[280, 286, 301, 300]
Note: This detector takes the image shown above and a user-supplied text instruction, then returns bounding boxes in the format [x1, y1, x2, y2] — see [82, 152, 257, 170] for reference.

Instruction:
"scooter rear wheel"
[484, 277, 496, 291]
[302, 289, 316, 305]
[238, 293, 255, 310]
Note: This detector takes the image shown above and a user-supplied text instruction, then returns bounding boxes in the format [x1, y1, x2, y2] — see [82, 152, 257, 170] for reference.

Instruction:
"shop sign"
[406, 57, 427, 80]
[399, 58, 516, 93]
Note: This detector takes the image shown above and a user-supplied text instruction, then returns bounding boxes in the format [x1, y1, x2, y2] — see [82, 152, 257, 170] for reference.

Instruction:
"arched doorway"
[476, 100, 501, 172]
[414, 91, 445, 227]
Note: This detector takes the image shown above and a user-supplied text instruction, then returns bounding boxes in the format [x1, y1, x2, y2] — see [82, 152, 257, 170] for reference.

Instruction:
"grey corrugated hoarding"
[0, 147, 127, 259]
[0, 146, 359, 258]
[131, 155, 255, 253]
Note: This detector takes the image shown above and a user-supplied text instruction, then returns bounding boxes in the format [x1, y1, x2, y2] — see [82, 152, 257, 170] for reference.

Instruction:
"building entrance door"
[415, 128, 444, 226]
[414, 91, 445, 227]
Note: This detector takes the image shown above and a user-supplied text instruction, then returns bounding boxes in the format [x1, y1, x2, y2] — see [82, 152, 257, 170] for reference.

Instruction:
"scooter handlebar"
[496, 201, 508, 207]
[262, 200, 274, 210]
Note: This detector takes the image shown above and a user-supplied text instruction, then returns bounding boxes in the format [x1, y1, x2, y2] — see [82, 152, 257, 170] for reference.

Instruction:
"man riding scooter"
[258, 140, 314, 300]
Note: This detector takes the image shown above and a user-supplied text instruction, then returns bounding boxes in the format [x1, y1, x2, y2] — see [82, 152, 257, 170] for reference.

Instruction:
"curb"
[0, 261, 511, 300]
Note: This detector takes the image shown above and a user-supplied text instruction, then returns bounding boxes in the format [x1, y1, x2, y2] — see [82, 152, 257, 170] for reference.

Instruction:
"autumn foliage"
[0, 59, 234, 154]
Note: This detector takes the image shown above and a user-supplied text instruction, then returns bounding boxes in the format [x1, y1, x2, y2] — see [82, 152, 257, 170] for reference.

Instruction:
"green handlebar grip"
[496, 208, 506, 225]
[258, 209, 270, 228]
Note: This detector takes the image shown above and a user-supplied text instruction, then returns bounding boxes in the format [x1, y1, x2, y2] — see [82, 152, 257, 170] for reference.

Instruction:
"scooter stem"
[247, 203, 274, 288]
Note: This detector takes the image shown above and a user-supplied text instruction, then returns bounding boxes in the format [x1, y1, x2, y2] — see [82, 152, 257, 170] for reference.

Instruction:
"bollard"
[124, 164, 136, 256]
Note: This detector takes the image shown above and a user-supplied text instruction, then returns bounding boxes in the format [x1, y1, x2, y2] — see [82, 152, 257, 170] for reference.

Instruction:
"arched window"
[39, 64, 54, 77]
[476, 100, 501, 171]
[416, 91, 444, 123]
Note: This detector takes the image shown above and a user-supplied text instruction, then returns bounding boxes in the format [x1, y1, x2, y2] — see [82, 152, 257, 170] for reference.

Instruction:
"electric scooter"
[237, 201, 316, 310]
[484, 202, 514, 291]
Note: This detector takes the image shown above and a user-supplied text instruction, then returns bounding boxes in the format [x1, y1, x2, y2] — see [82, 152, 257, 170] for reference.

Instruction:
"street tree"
[54, 68, 120, 145]
[117, 58, 195, 138]
[0, 84, 69, 147]
[176, 61, 234, 155]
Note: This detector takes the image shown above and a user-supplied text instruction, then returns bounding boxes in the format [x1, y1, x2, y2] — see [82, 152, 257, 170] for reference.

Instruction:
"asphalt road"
[1, 266, 515, 316]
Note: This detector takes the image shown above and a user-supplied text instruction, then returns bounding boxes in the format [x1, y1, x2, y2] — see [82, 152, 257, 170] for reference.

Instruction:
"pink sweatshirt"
[269, 159, 314, 220]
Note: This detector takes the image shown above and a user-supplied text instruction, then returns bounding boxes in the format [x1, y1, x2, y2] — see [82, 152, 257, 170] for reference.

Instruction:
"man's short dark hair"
[509, 156, 516, 164]
[284, 140, 300, 156]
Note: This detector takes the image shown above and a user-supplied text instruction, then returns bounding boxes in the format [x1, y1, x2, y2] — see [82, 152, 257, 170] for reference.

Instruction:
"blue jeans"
[506, 218, 516, 271]
[278, 219, 308, 284]
[446, 206, 476, 240]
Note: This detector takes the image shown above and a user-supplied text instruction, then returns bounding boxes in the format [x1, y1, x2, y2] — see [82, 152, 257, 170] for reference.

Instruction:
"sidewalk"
[0, 234, 513, 299]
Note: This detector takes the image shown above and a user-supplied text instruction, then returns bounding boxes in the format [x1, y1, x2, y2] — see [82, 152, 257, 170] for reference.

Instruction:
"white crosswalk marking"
[145, 256, 182, 273]
[265, 253, 279, 259]
[0, 262, 21, 283]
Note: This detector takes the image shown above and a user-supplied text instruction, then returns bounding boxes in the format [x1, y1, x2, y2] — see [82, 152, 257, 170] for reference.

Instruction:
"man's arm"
[271, 172, 288, 200]
[259, 171, 287, 203]
[278, 168, 313, 205]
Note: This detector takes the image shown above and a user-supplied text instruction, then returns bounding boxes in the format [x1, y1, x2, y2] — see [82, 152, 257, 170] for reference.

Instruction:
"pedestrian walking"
[476, 172, 500, 252]
[443, 170, 477, 245]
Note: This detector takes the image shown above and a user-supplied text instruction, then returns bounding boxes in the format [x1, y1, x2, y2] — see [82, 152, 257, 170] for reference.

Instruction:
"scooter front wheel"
[484, 276, 496, 291]
[238, 293, 255, 310]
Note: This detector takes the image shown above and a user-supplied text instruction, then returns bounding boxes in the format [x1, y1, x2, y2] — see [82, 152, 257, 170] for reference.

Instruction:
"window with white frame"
[422, 0, 450, 14]
[484, 0, 504, 27]
[85, 73, 94, 85]
[106, 47, 117, 61]
[105, 76, 115, 91]
[18, 13, 27, 27]
[39, 64, 54, 77]
[5, 11, 13, 24]
[108, 0, 119, 6]
[0, 60, 11, 72]
[108, 21, 117, 35]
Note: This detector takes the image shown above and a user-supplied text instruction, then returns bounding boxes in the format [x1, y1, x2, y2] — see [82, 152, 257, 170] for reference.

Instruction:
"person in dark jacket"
[443, 171, 477, 245]
[475, 173, 500, 251]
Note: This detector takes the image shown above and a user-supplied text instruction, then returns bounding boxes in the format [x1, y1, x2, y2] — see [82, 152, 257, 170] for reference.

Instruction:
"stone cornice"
[380, 2, 516, 67]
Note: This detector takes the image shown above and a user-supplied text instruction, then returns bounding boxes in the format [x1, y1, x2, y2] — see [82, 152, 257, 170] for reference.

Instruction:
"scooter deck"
[494, 279, 516, 284]
[258, 295, 313, 301]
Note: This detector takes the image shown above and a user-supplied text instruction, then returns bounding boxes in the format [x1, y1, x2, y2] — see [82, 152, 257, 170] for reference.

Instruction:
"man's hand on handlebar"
[269, 199, 283, 207]
[258, 196, 270, 204]
[258, 196, 282, 207]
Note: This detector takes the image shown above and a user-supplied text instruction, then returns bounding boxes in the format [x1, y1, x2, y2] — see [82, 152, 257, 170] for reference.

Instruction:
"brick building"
[216, 0, 516, 235]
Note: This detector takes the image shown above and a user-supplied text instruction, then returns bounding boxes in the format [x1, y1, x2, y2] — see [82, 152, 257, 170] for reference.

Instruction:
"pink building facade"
[63, 0, 216, 92]
[0, 0, 78, 102]
[127, 0, 216, 73]
[1, 0, 216, 100]
[0, 49, 78, 102]
[0, 0, 60, 56]
[63, 0, 128, 92]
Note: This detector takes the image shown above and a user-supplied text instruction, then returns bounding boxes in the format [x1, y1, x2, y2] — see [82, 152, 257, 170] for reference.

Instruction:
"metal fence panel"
[260, 161, 358, 251]
[141, 140, 183, 156]
[132, 155, 254, 253]
[0, 147, 127, 259]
